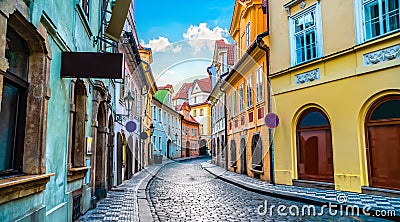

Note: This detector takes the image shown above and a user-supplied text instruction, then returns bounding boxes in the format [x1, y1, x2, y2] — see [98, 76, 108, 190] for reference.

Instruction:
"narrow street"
[148, 158, 385, 222]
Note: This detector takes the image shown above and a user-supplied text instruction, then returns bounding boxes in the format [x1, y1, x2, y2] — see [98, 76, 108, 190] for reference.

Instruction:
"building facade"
[177, 102, 200, 157]
[223, 0, 270, 181]
[152, 96, 182, 160]
[209, 39, 235, 168]
[269, 0, 400, 194]
[0, 0, 124, 221]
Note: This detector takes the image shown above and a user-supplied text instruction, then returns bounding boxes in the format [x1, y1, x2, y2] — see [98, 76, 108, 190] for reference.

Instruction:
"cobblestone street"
[148, 158, 389, 222]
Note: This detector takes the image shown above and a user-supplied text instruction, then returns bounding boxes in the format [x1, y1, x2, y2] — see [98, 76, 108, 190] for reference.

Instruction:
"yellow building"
[222, 0, 271, 181]
[139, 47, 157, 167]
[191, 101, 212, 154]
[269, 0, 400, 194]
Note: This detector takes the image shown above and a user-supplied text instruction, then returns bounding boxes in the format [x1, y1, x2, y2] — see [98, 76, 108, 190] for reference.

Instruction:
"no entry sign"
[265, 113, 279, 128]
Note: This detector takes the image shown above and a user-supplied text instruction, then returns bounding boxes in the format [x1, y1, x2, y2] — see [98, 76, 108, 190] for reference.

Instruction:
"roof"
[214, 39, 235, 66]
[194, 77, 211, 93]
[173, 82, 194, 100]
[190, 100, 211, 108]
[158, 84, 173, 90]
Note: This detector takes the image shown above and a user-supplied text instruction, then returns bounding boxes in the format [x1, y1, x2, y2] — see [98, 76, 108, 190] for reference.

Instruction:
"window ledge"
[67, 167, 90, 182]
[250, 168, 264, 174]
[0, 173, 54, 204]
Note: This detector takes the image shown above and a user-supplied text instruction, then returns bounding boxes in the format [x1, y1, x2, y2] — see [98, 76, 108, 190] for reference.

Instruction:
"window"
[80, 0, 90, 19]
[193, 110, 197, 117]
[233, 90, 238, 116]
[297, 108, 333, 182]
[71, 80, 87, 167]
[192, 129, 197, 136]
[153, 106, 156, 121]
[246, 22, 251, 47]
[200, 109, 204, 116]
[200, 124, 204, 135]
[247, 75, 253, 108]
[194, 96, 197, 104]
[158, 137, 162, 151]
[239, 84, 244, 112]
[227, 95, 232, 118]
[230, 140, 237, 167]
[0, 27, 29, 174]
[363, 0, 400, 40]
[158, 108, 161, 122]
[168, 94, 172, 104]
[290, 4, 322, 65]
[163, 111, 166, 123]
[251, 134, 263, 171]
[256, 67, 264, 103]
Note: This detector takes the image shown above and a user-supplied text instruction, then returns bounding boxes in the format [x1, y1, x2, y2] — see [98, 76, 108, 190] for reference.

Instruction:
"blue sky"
[135, 0, 235, 89]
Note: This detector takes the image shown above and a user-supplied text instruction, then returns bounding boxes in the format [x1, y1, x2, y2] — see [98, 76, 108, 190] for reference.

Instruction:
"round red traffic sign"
[265, 113, 279, 128]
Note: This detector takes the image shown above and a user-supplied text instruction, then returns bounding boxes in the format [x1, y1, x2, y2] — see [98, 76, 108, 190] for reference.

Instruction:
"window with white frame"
[290, 4, 322, 65]
[239, 84, 245, 112]
[363, 0, 400, 40]
[247, 75, 253, 108]
[246, 22, 251, 47]
[256, 67, 264, 103]
[158, 108, 161, 122]
[227, 94, 232, 118]
[233, 90, 238, 116]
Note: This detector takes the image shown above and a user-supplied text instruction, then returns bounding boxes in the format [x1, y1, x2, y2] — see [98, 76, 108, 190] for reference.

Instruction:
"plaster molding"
[295, 68, 320, 85]
[364, 44, 400, 66]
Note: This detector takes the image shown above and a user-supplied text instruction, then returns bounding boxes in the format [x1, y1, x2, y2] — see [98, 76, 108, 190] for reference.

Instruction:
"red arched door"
[297, 108, 334, 182]
[366, 96, 400, 190]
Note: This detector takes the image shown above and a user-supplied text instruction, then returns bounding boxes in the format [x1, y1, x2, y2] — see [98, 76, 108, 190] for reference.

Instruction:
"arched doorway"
[116, 133, 123, 185]
[95, 103, 107, 198]
[216, 137, 220, 166]
[125, 136, 133, 180]
[107, 116, 114, 190]
[240, 138, 247, 175]
[365, 96, 400, 190]
[230, 140, 237, 167]
[135, 139, 139, 172]
[186, 141, 190, 157]
[297, 108, 334, 182]
[199, 139, 207, 156]
[167, 140, 171, 159]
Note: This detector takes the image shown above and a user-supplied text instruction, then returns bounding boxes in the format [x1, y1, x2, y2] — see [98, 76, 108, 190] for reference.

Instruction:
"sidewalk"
[201, 161, 400, 220]
[79, 156, 204, 221]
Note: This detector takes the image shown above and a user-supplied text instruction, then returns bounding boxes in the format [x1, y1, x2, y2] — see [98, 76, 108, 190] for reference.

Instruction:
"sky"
[135, 0, 234, 91]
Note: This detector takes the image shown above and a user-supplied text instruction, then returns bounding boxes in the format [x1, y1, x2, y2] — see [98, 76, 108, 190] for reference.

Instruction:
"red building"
[176, 102, 200, 157]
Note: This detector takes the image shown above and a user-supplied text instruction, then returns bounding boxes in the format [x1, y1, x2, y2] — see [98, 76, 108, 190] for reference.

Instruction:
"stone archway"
[95, 102, 107, 198]
[167, 140, 172, 159]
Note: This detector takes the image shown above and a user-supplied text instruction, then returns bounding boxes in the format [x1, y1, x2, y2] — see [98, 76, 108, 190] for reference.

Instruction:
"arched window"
[230, 140, 237, 167]
[297, 108, 333, 182]
[71, 80, 87, 167]
[0, 26, 29, 175]
[365, 95, 400, 190]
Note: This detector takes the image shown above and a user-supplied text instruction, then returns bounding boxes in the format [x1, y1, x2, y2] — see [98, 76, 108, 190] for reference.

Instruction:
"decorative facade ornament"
[295, 69, 320, 84]
[300, 1, 306, 8]
[364, 44, 400, 66]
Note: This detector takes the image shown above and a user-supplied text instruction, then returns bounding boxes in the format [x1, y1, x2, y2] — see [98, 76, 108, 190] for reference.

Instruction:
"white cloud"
[182, 23, 229, 52]
[140, 37, 182, 53]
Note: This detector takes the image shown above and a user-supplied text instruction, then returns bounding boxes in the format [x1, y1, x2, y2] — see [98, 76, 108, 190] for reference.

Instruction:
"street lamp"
[115, 91, 135, 124]
[149, 123, 155, 136]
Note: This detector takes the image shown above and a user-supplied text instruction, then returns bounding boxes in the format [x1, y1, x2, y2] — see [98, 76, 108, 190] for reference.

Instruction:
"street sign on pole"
[265, 113, 280, 128]
[126, 121, 137, 133]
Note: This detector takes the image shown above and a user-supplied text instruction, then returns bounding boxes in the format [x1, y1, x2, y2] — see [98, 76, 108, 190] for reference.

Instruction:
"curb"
[202, 165, 399, 221]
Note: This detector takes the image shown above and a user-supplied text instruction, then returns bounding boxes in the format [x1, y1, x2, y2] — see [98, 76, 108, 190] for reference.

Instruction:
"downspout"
[256, 1, 275, 185]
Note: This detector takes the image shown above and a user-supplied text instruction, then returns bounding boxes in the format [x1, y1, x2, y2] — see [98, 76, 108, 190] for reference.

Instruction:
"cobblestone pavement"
[202, 161, 400, 219]
[79, 164, 161, 222]
[149, 158, 389, 221]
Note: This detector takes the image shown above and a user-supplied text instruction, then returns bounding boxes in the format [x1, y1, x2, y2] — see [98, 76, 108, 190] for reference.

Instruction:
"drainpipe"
[256, 2, 274, 185]
[219, 82, 228, 170]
